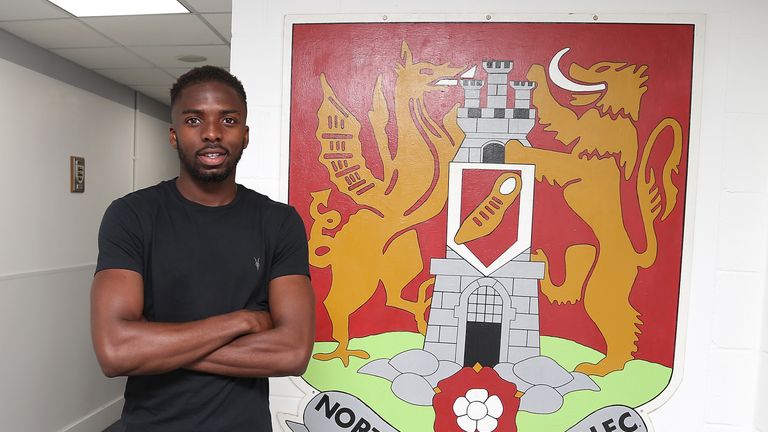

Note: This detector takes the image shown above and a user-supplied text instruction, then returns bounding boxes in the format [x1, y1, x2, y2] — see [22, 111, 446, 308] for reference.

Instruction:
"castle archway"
[454, 277, 513, 367]
[463, 284, 503, 366]
[482, 141, 505, 163]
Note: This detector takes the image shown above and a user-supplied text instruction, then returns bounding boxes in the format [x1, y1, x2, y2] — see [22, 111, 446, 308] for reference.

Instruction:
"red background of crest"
[288, 22, 694, 368]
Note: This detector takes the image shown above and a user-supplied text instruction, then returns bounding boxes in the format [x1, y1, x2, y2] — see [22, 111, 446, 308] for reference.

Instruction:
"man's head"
[170, 65, 247, 111]
[169, 66, 249, 184]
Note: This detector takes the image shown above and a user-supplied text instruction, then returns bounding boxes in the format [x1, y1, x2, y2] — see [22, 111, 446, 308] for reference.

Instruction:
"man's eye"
[223, 117, 237, 125]
[185, 117, 201, 125]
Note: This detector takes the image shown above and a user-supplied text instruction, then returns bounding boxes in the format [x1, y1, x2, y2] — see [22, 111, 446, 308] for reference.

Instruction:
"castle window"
[468, 108, 481, 118]
[467, 286, 503, 324]
[513, 108, 530, 119]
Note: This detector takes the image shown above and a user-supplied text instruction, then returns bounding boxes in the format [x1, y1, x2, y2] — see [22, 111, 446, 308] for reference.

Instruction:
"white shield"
[446, 162, 536, 276]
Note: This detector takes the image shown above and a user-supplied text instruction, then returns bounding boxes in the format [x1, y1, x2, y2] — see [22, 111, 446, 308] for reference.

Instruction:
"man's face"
[170, 81, 249, 183]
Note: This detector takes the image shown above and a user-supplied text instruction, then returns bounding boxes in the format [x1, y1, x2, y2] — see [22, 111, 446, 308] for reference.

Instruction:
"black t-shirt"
[96, 179, 309, 432]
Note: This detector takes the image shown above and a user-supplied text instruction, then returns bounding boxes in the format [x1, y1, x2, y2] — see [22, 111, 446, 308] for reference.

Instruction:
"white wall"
[0, 32, 174, 431]
[134, 94, 176, 190]
[231, 0, 768, 431]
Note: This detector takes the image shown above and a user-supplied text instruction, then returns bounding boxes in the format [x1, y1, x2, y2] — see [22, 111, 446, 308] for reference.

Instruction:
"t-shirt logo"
[253, 257, 261, 271]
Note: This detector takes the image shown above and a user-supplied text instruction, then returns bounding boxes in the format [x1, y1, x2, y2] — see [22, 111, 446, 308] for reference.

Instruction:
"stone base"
[423, 251, 544, 366]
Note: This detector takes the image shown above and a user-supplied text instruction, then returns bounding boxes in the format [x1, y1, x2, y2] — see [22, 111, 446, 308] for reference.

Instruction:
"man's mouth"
[197, 150, 228, 167]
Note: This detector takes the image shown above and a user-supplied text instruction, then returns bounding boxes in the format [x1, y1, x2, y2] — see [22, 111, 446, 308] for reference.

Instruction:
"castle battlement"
[510, 80, 536, 89]
[483, 60, 514, 74]
[460, 79, 484, 89]
[461, 79, 484, 108]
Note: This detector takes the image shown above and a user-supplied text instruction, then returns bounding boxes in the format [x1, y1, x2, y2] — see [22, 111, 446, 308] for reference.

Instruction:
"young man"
[91, 66, 314, 431]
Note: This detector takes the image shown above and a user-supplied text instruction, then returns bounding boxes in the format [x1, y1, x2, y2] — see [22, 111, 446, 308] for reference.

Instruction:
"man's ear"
[243, 125, 249, 149]
[169, 127, 178, 149]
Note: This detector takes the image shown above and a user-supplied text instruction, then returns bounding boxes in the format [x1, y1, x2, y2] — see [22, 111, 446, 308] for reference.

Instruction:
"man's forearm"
[185, 324, 313, 377]
[94, 310, 270, 377]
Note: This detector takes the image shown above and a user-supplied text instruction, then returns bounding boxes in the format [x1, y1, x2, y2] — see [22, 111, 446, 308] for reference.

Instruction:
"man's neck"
[175, 173, 238, 207]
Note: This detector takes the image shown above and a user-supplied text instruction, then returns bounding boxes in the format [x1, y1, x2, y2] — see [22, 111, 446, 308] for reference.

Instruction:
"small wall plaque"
[70, 156, 85, 193]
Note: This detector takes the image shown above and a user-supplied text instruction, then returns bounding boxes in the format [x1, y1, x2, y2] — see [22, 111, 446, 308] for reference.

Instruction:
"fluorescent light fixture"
[48, 0, 189, 17]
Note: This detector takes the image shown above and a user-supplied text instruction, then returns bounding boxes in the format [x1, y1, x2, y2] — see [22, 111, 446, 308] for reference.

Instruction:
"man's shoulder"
[105, 180, 175, 221]
[237, 184, 296, 215]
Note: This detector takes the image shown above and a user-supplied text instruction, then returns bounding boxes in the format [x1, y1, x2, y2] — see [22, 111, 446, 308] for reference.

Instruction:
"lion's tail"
[637, 118, 683, 268]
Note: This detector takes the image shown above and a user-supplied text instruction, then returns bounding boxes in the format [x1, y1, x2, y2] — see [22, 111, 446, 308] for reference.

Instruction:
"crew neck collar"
[167, 178, 242, 209]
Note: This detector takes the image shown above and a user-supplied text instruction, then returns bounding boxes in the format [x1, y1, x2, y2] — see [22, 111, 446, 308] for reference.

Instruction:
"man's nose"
[202, 121, 222, 141]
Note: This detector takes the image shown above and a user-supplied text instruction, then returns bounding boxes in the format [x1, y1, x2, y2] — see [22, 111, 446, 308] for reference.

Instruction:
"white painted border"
[279, 14, 704, 432]
[446, 163, 535, 276]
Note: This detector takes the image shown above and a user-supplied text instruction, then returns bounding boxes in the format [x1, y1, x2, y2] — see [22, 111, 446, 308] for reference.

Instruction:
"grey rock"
[514, 356, 573, 387]
[358, 359, 400, 382]
[425, 360, 462, 387]
[390, 349, 439, 375]
[556, 372, 600, 395]
[391, 373, 436, 406]
[519, 384, 564, 414]
[285, 420, 309, 432]
[493, 362, 533, 392]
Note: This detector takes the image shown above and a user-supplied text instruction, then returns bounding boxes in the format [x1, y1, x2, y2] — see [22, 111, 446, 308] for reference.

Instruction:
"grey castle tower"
[454, 61, 537, 164]
[423, 60, 545, 367]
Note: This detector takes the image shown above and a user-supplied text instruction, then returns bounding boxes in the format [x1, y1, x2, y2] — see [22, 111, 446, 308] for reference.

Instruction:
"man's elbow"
[97, 356, 125, 378]
[94, 344, 131, 377]
[280, 345, 312, 376]
[100, 364, 124, 378]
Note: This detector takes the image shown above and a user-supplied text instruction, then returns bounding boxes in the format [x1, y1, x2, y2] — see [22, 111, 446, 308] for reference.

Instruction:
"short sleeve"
[269, 207, 310, 280]
[95, 199, 144, 275]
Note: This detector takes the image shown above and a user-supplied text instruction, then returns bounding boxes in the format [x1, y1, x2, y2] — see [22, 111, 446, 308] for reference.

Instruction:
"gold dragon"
[309, 42, 466, 366]
[505, 48, 683, 376]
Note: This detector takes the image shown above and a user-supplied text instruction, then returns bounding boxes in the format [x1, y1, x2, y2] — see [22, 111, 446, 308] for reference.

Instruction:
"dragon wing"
[315, 74, 386, 207]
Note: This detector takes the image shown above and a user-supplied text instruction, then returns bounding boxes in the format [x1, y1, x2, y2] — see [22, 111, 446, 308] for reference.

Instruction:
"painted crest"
[286, 20, 695, 432]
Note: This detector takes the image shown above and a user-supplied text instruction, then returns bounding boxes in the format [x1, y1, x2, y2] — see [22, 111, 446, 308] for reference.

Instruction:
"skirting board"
[60, 396, 123, 432]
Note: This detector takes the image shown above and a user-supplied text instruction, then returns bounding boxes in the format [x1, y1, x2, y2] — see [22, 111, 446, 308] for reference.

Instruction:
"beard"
[176, 138, 245, 183]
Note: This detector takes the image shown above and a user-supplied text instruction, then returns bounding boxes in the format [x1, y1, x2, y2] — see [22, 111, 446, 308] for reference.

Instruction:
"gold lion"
[505, 49, 683, 376]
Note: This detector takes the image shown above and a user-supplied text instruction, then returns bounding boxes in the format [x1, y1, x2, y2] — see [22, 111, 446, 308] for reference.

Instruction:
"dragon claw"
[313, 347, 370, 367]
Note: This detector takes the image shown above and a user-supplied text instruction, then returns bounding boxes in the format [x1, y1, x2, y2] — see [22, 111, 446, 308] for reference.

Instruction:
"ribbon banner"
[565, 405, 648, 432]
[286, 391, 398, 432]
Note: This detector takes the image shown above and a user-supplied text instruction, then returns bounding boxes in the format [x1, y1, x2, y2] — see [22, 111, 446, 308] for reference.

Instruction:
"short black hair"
[170, 65, 247, 108]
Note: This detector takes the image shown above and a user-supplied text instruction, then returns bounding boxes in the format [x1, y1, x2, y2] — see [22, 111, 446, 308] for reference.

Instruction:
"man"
[91, 66, 314, 432]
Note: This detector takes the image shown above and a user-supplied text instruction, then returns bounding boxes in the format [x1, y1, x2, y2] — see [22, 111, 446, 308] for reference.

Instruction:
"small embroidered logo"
[253, 257, 261, 271]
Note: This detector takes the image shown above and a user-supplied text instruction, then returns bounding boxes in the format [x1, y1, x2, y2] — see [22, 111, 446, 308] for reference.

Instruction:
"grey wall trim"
[0, 28, 169, 122]
[0, 263, 95, 282]
[137, 93, 170, 123]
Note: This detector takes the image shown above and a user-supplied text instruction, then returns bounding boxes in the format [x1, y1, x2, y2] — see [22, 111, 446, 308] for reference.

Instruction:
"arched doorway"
[463, 284, 503, 367]
[482, 142, 505, 163]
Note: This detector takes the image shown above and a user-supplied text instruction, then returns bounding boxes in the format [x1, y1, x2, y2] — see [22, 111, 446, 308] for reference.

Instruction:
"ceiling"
[0, 0, 232, 105]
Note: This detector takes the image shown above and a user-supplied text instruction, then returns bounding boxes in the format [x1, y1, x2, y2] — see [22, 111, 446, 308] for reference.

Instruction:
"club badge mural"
[285, 20, 695, 432]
